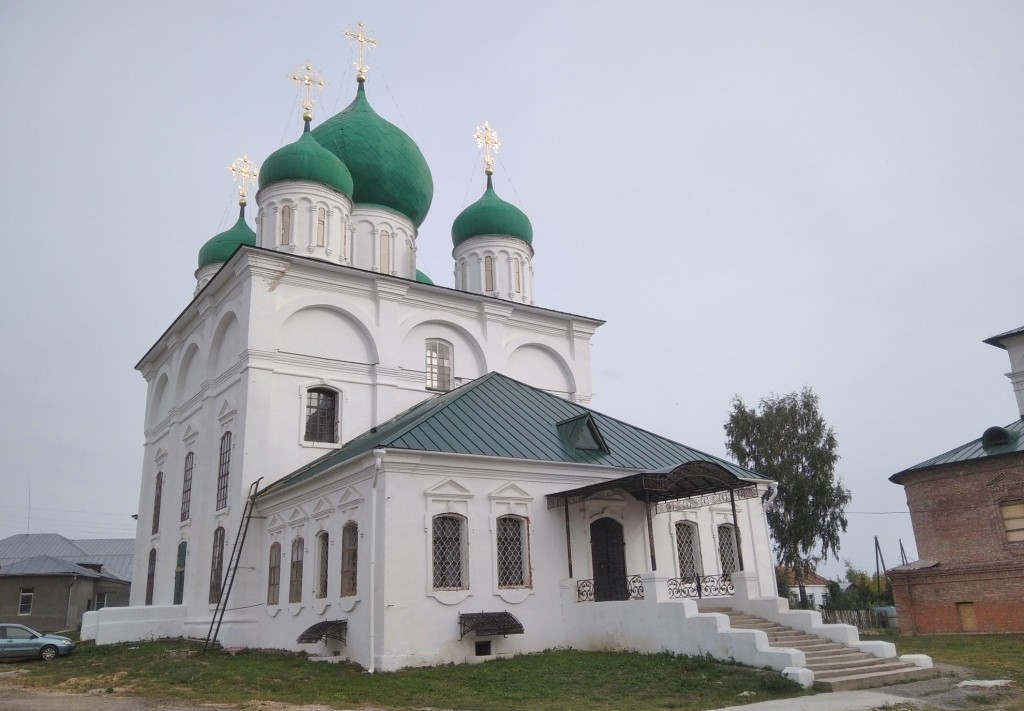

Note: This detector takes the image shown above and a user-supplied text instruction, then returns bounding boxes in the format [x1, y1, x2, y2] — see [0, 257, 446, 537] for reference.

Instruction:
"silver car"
[0, 623, 76, 661]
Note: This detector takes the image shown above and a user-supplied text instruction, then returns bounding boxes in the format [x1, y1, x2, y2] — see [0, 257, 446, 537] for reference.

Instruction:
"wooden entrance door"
[590, 517, 629, 601]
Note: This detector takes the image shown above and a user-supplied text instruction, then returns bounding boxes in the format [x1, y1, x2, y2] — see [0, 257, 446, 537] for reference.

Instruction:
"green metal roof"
[259, 124, 354, 197]
[890, 417, 1024, 483]
[415, 269, 434, 285]
[197, 206, 257, 269]
[260, 372, 768, 498]
[452, 175, 533, 247]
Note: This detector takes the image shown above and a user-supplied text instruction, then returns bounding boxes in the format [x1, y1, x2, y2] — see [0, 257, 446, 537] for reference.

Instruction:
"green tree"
[724, 388, 852, 608]
[843, 562, 894, 607]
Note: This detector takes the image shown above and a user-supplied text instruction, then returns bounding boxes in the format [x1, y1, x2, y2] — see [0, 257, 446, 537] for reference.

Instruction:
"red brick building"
[888, 326, 1024, 634]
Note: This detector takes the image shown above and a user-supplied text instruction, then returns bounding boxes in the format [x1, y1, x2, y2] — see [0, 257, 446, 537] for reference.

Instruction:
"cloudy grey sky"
[2, 1, 1021, 580]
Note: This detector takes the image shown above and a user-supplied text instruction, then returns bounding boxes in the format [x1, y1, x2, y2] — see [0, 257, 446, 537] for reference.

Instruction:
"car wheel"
[39, 645, 59, 661]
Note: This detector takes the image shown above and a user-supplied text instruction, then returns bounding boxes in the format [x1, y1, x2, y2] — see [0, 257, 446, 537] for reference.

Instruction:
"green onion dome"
[259, 121, 354, 196]
[312, 82, 433, 227]
[451, 175, 533, 247]
[415, 269, 434, 285]
[198, 206, 257, 269]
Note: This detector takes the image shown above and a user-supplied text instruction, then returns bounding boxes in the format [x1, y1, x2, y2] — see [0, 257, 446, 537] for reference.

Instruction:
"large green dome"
[198, 207, 257, 269]
[259, 123, 354, 196]
[312, 82, 433, 227]
[451, 176, 533, 247]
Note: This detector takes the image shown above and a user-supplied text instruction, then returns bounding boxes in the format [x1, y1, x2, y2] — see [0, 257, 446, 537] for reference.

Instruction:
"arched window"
[267, 543, 281, 605]
[425, 340, 453, 392]
[717, 524, 739, 576]
[484, 256, 494, 292]
[216, 432, 231, 510]
[173, 541, 187, 605]
[432, 514, 467, 590]
[145, 548, 157, 605]
[304, 388, 339, 443]
[289, 537, 304, 603]
[674, 521, 701, 579]
[209, 526, 225, 604]
[180, 452, 194, 521]
[513, 257, 522, 293]
[280, 205, 292, 245]
[496, 515, 530, 588]
[379, 230, 391, 273]
[315, 532, 329, 599]
[316, 207, 326, 247]
[341, 522, 358, 597]
[151, 472, 163, 535]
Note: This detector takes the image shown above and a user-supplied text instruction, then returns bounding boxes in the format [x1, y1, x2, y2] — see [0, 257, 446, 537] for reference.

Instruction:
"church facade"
[83, 51, 795, 672]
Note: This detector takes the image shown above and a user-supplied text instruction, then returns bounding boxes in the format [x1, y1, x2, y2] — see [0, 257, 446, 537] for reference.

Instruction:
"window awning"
[458, 612, 524, 640]
[546, 460, 760, 509]
[296, 619, 347, 644]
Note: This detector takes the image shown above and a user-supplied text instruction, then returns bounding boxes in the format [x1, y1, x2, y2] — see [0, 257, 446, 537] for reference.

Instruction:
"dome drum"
[256, 182, 353, 261]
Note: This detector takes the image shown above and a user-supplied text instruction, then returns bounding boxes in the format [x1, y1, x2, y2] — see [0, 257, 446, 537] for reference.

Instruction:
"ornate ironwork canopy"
[546, 460, 758, 509]
[458, 612, 524, 640]
[296, 619, 348, 644]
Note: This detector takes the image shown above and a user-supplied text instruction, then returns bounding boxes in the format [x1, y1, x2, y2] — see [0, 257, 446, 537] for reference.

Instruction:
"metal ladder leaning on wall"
[204, 478, 262, 652]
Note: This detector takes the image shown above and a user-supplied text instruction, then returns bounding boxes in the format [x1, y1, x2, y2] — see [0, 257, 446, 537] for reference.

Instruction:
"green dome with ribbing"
[198, 206, 257, 269]
[259, 123, 354, 196]
[311, 82, 433, 227]
[415, 269, 434, 285]
[451, 175, 533, 246]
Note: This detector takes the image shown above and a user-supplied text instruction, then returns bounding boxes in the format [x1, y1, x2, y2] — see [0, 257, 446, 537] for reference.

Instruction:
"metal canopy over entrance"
[458, 612, 525, 639]
[547, 461, 763, 576]
[296, 620, 348, 644]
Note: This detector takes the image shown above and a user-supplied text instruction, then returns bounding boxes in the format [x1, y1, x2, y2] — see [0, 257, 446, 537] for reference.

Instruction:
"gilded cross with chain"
[474, 122, 501, 175]
[291, 62, 326, 122]
[344, 22, 377, 81]
[228, 155, 259, 205]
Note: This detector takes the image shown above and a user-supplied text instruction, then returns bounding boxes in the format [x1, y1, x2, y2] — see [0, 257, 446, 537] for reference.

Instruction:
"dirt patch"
[882, 663, 1023, 710]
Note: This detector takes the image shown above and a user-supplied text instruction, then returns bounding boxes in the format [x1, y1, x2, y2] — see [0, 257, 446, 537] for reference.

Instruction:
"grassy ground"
[865, 631, 1024, 683]
[0, 640, 806, 711]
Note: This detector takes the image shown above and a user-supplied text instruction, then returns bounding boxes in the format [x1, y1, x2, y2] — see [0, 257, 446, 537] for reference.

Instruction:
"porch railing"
[577, 575, 644, 602]
[667, 574, 734, 599]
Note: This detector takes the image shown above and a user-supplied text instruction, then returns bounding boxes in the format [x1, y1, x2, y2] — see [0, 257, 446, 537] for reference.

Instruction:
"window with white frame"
[180, 452, 194, 521]
[209, 527, 225, 604]
[425, 340, 453, 391]
[316, 207, 326, 247]
[280, 204, 292, 245]
[1001, 500, 1024, 542]
[496, 515, 530, 588]
[95, 592, 109, 611]
[216, 432, 231, 510]
[18, 588, 33, 615]
[267, 542, 281, 605]
[717, 524, 739, 575]
[675, 521, 702, 579]
[145, 548, 156, 605]
[315, 531, 329, 599]
[173, 541, 186, 605]
[341, 522, 358, 597]
[151, 472, 163, 535]
[289, 537, 304, 603]
[432, 514, 467, 590]
[304, 388, 339, 443]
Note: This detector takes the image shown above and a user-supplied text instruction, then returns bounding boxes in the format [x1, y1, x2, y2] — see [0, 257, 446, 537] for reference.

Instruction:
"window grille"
[173, 541, 187, 605]
[341, 522, 358, 597]
[180, 452, 194, 521]
[718, 524, 739, 575]
[425, 340, 453, 391]
[675, 522, 701, 578]
[267, 543, 281, 605]
[151, 472, 163, 535]
[316, 532, 329, 599]
[1001, 500, 1024, 542]
[209, 527, 225, 604]
[18, 588, 33, 615]
[496, 516, 529, 587]
[432, 515, 466, 590]
[484, 256, 494, 291]
[304, 388, 338, 443]
[145, 549, 157, 605]
[280, 204, 292, 245]
[216, 432, 231, 510]
[316, 207, 326, 247]
[289, 537, 304, 603]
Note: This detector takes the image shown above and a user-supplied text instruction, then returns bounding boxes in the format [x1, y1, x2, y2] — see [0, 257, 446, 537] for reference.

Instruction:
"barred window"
[341, 522, 358, 597]
[280, 204, 292, 245]
[209, 527, 225, 604]
[425, 340, 453, 391]
[432, 515, 467, 590]
[145, 548, 156, 605]
[289, 537, 304, 603]
[267, 543, 281, 605]
[180, 452, 194, 521]
[173, 541, 187, 605]
[675, 522, 701, 579]
[1002, 500, 1024, 542]
[484, 256, 494, 291]
[315, 532, 329, 599]
[718, 524, 739, 576]
[316, 207, 326, 247]
[216, 432, 232, 510]
[496, 515, 530, 588]
[304, 388, 338, 443]
[19, 588, 33, 615]
[151, 472, 163, 535]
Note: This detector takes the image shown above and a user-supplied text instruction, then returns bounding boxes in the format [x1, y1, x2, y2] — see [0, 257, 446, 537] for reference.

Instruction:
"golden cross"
[228, 155, 259, 205]
[473, 122, 501, 175]
[291, 62, 326, 122]
[344, 22, 377, 81]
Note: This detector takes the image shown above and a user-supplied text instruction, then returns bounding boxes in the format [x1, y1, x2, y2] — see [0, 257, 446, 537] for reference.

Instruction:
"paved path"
[709, 691, 919, 711]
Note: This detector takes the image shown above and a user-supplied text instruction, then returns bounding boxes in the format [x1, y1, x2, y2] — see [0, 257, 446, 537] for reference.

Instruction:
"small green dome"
[415, 269, 434, 285]
[312, 82, 433, 227]
[451, 175, 533, 247]
[259, 124, 354, 196]
[198, 207, 257, 269]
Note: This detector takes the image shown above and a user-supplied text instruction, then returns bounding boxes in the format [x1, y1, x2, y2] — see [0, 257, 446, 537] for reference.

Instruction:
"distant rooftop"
[0, 533, 134, 580]
[890, 418, 1024, 483]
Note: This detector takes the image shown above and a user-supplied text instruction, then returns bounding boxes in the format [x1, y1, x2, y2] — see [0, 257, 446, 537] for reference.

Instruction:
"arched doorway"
[590, 517, 628, 601]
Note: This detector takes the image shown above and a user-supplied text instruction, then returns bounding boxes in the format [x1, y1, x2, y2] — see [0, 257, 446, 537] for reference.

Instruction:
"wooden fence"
[820, 608, 893, 629]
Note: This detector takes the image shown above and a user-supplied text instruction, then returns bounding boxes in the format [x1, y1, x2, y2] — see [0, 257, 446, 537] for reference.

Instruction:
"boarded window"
[484, 256, 494, 291]
[1001, 500, 1024, 542]
[280, 205, 292, 245]
[289, 537, 304, 603]
[315, 532, 329, 599]
[316, 207, 326, 246]
[341, 522, 358, 597]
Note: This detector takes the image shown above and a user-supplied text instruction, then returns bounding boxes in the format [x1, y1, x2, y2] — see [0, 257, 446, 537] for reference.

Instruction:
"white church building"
[81, 41, 896, 678]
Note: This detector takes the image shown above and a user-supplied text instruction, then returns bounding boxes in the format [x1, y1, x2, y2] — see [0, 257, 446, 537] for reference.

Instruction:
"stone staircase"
[722, 610, 938, 691]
